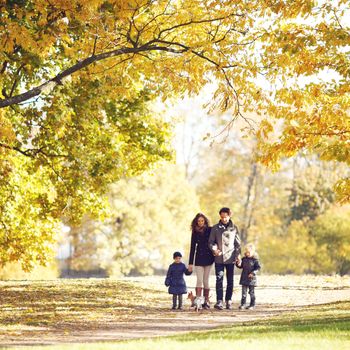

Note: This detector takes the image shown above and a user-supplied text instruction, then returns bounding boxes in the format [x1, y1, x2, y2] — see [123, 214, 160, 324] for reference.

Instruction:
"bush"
[0, 260, 59, 280]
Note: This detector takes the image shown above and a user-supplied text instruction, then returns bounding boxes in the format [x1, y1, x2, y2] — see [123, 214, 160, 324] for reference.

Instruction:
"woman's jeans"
[214, 263, 234, 301]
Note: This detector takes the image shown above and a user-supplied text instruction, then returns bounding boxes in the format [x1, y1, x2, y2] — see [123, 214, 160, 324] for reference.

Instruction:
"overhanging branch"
[0, 142, 69, 158]
[0, 44, 189, 109]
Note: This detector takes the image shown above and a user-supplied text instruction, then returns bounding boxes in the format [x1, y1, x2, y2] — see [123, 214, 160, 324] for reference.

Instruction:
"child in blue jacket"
[165, 251, 192, 310]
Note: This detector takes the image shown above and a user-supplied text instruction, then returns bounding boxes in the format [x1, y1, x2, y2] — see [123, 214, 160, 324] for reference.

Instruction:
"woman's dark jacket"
[236, 256, 261, 286]
[189, 227, 214, 266]
[164, 262, 192, 294]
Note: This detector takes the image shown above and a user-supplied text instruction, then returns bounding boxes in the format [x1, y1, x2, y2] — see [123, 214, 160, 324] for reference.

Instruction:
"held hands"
[212, 244, 222, 256]
[213, 249, 222, 256]
[248, 273, 254, 279]
[188, 265, 193, 273]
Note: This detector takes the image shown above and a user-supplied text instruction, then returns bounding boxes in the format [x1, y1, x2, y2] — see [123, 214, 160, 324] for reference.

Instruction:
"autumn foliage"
[0, 0, 349, 268]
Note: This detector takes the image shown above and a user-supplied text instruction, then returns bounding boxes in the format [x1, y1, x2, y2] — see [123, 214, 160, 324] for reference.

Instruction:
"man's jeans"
[215, 263, 234, 301]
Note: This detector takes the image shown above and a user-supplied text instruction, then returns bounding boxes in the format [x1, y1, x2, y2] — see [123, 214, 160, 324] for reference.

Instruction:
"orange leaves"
[0, 0, 349, 267]
[335, 178, 350, 204]
[257, 118, 273, 140]
[257, 77, 350, 200]
[0, 112, 15, 144]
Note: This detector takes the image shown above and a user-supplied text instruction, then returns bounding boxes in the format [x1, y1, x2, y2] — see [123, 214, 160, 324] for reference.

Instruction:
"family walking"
[165, 207, 261, 311]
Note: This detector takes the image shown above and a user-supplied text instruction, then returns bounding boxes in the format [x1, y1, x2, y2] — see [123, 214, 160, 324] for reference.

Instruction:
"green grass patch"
[22, 301, 350, 350]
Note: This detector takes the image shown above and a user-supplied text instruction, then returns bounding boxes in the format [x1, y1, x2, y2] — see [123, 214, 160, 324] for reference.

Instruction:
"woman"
[188, 213, 214, 309]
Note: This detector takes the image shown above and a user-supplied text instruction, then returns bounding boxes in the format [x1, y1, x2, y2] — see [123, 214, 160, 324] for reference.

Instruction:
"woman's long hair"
[191, 213, 210, 233]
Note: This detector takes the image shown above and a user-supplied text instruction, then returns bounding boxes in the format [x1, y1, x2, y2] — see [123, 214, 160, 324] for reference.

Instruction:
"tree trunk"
[240, 161, 258, 245]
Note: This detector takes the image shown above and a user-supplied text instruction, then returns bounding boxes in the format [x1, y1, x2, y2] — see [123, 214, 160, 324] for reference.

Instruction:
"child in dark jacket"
[236, 243, 261, 310]
[165, 251, 192, 310]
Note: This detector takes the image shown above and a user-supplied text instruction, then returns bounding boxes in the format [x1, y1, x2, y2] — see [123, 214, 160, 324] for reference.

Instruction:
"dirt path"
[2, 275, 350, 347]
[1, 303, 309, 346]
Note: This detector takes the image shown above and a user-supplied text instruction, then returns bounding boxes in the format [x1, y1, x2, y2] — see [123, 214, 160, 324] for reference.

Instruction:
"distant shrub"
[0, 260, 59, 280]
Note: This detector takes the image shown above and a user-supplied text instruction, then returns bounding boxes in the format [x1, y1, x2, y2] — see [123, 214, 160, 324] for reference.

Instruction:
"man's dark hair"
[219, 207, 231, 215]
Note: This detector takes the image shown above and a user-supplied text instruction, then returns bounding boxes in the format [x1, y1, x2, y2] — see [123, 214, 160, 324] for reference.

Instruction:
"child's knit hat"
[173, 251, 182, 259]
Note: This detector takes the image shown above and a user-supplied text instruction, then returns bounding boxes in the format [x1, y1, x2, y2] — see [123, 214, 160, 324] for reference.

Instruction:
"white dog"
[187, 291, 204, 312]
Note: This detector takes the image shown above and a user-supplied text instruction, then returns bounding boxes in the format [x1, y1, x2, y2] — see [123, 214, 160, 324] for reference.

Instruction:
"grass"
[0, 279, 165, 329]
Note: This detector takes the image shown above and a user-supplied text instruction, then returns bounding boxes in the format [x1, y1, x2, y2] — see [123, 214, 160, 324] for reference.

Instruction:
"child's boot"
[172, 295, 177, 310]
[239, 297, 246, 310]
[246, 296, 255, 310]
[177, 294, 183, 310]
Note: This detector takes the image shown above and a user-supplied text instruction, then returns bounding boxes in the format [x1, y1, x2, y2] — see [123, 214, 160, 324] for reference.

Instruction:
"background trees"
[0, 0, 349, 273]
[60, 163, 199, 276]
[188, 113, 349, 275]
[311, 206, 350, 276]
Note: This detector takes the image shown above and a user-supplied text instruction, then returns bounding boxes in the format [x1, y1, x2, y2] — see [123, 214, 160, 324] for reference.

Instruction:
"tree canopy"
[0, 84, 171, 268]
[0, 0, 349, 267]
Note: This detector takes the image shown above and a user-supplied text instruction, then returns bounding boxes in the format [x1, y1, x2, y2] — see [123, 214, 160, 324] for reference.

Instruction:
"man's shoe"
[245, 305, 255, 310]
[214, 300, 224, 310]
[225, 300, 233, 310]
[238, 304, 245, 310]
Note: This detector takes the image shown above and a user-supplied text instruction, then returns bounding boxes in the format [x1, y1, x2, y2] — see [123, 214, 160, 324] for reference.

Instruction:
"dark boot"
[195, 287, 203, 297]
[203, 289, 210, 309]
[246, 296, 255, 309]
[172, 295, 177, 310]
[177, 294, 183, 310]
[239, 297, 246, 310]
[246, 287, 255, 309]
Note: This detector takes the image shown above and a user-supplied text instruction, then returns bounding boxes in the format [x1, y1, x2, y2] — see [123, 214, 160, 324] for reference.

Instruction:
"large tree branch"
[0, 61, 8, 74]
[0, 8, 249, 109]
[0, 44, 188, 108]
[0, 142, 69, 158]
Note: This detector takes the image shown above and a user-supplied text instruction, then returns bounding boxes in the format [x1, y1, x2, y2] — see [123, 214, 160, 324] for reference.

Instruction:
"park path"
[1, 302, 307, 346]
[2, 275, 350, 346]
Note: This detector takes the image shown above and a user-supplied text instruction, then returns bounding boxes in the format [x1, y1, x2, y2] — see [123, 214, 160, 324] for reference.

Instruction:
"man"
[208, 207, 241, 310]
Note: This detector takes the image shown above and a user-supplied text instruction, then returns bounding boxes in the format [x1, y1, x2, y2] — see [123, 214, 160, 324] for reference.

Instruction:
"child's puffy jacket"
[165, 262, 192, 294]
[236, 256, 261, 286]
